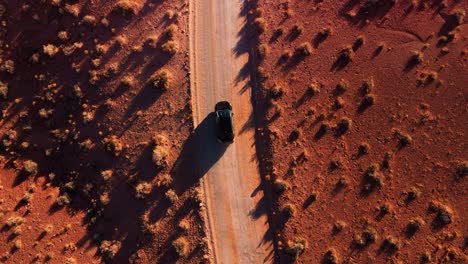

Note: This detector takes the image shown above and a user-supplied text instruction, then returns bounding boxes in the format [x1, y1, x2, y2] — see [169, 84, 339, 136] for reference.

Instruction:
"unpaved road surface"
[189, 0, 272, 263]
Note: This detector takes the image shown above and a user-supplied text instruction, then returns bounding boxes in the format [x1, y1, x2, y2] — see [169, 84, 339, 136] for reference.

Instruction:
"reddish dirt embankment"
[0, 1, 208, 263]
[252, 0, 467, 263]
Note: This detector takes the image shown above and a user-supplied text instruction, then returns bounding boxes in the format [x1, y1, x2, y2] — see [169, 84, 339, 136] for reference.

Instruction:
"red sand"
[253, 0, 467, 263]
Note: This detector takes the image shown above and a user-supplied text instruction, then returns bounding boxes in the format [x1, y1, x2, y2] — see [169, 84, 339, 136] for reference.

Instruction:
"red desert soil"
[0, 0, 209, 263]
[252, 0, 467, 263]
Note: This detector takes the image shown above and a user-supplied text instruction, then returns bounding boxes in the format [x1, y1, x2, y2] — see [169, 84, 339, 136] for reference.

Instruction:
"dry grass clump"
[55, 194, 71, 206]
[12, 240, 22, 251]
[354, 35, 366, 50]
[149, 70, 172, 90]
[318, 27, 332, 38]
[0, 60, 15, 74]
[381, 236, 400, 254]
[406, 217, 425, 237]
[113, 0, 143, 16]
[23, 160, 38, 174]
[306, 83, 320, 96]
[455, 161, 467, 179]
[359, 94, 376, 112]
[103, 135, 124, 156]
[63, 243, 77, 252]
[135, 182, 152, 199]
[284, 238, 307, 259]
[82, 15, 97, 26]
[273, 179, 290, 193]
[43, 44, 60, 57]
[161, 40, 179, 54]
[291, 23, 303, 37]
[152, 145, 169, 168]
[5, 216, 25, 228]
[172, 237, 189, 257]
[335, 79, 348, 95]
[361, 164, 383, 194]
[353, 227, 377, 248]
[332, 221, 346, 233]
[335, 117, 352, 135]
[163, 24, 178, 38]
[0, 81, 8, 99]
[339, 45, 354, 62]
[156, 174, 173, 188]
[116, 35, 129, 47]
[322, 248, 339, 264]
[269, 82, 286, 99]
[57, 31, 69, 41]
[165, 189, 178, 203]
[101, 170, 113, 181]
[283, 203, 296, 217]
[295, 42, 312, 57]
[258, 44, 270, 60]
[429, 201, 454, 227]
[361, 78, 374, 94]
[392, 129, 412, 147]
[99, 240, 121, 259]
[253, 18, 267, 34]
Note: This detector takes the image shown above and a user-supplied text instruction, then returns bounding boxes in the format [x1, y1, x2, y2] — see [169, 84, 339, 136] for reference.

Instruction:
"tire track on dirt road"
[188, 0, 272, 263]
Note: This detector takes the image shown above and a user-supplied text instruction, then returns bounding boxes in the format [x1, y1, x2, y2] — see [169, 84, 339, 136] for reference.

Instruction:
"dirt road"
[189, 0, 272, 263]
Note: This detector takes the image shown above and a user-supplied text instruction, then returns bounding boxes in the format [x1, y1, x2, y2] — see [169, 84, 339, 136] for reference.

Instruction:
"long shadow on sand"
[171, 112, 228, 194]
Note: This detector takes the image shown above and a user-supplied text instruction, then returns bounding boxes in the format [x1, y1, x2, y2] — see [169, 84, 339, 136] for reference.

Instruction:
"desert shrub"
[43, 224, 53, 234]
[455, 161, 467, 179]
[0, 81, 8, 99]
[335, 79, 348, 95]
[406, 217, 424, 237]
[161, 40, 179, 54]
[273, 179, 290, 193]
[164, 24, 178, 38]
[362, 164, 383, 193]
[165, 189, 178, 203]
[114, 0, 143, 16]
[152, 145, 169, 167]
[116, 35, 128, 47]
[359, 94, 375, 111]
[5, 217, 25, 228]
[99, 240, 121, 259]
[354, 35, 366, 49]
[318, 28, 331, 38]
[339, 45, 354, 62]
[63, 243, 77, 252]
[381, 236, 400, 254]
[172, 237, 189, 257]
[55, 195, 71, 206]
[253, 18, 267, 34]
[64, 4, 80, 16]
[295, 42, 312, 57]
[291, 23, 303, 37]
[82, 15, 97, 26]
[410, 51, 424, 64]
[283, 203, 296, 217]
[103, 135, 124, 156]
[450, 8, 465, 25]
[57, 31, 69, 41]
[361, 78, 374, 94]
[258, 44, 270, 60]
[12, 240, 22, 250]
[315, 122, 330, 139]
[322, 248, 339, 264]
[306, 83, 320, 96]
[269, 82, 286, 99]
[334, 97, 344, 109]
[100, 193, 110, 205]
[23, 160, 38, 174]
[429, 201, 453, 227]
[43, 44, 60, 57]
[284, 238, 307, 259]
[149, 70, 172, 90]
[335, 117, 352, 135]
[101, 170, 113, 181]
[332, 221, 346, 233]
[156, 174, 173, 188]
[0, 59, 15, 74]
[273, 27, 284, 37]
[135, 182, 152, 199]
[353, 228, 377, 248]
[393, 129, 412, 147]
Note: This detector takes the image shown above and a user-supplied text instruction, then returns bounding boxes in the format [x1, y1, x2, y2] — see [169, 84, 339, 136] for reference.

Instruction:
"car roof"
[217, 109, 232, 118]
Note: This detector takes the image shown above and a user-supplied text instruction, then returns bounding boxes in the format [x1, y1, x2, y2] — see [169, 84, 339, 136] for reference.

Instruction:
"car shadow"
[171, 112, 228, 194]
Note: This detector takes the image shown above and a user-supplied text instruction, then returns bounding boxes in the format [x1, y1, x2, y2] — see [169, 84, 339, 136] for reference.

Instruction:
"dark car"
[215, 101, 234, 143]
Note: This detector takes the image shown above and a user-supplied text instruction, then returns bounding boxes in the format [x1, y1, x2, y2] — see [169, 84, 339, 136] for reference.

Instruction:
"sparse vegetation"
[103, 135, 124, 156]
[149, 70, 172, 90]
[253, 18, 267, 34]
[99, 240, 121, 259]
[283, 203, 296, 217]
[284, 238, 307, 259]
[135, 182, 153, 199]
[172, 237, 189, 257]
[273, 179, 290, 193]
[161, 40, 179, 54]
[113, 0, 143, 16]
[353, 228, 377, 248]
[295, 42, 312, 57]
